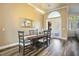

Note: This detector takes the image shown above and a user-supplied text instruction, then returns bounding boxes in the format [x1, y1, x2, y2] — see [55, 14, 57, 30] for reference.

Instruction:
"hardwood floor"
[0, 38, 79, 56]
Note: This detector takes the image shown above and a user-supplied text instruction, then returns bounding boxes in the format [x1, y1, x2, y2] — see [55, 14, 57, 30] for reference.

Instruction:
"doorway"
[46, 11, 62, 38]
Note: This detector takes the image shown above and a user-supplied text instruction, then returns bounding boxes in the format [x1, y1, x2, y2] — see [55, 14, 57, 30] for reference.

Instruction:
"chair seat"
[20, 42, 31, 46]
[20, 39, 30, 43]
[38, 39, 47, 42]
[48, 38, 51, 40]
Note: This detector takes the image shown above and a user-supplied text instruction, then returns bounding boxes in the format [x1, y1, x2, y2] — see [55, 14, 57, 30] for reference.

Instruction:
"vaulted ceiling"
[31, 3, 67, 12]
[69, 3, 79, 15]
[28, 3, 79, 15]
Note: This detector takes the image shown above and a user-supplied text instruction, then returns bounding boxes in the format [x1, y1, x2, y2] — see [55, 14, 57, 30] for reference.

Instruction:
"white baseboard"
[52, 37, 67, 40]
[61, 37, 67, 40]
[0, 42, 18, 50]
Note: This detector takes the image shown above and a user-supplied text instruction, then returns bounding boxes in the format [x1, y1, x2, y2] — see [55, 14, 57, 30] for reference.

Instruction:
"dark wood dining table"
[24, 34, 48, 48]
[24, 34, 47, 40]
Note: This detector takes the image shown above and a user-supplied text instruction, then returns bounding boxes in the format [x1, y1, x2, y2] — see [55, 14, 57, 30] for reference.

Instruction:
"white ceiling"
[32, 3, 67, 12]
[31, 3, 79, 15]
[69, 4, 79, 15]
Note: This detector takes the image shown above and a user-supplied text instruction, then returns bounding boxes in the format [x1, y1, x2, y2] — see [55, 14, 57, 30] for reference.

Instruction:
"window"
[48, 11, 61, 18]
[69, 16, 79, 30]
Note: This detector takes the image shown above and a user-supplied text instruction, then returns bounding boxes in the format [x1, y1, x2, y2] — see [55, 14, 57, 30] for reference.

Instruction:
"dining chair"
[41, 30, 51, 46]
[34, 29, 38, 35]
[38, 31, 48, 47]
[18, 31, 32, 55]
[29, 30, 34, 35]
[29, 29, 38, 35]
[47, 30, 51, 45]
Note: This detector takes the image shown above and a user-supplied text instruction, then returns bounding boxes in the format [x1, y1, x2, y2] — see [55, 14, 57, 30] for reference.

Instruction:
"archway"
[46, 11, 62, 38]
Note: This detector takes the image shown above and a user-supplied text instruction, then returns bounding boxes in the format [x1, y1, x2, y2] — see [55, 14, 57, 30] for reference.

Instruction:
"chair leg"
[23, 46, 25, 56]
[44, 41, 47, 47]
[19, 45, 20, 53]
[48, 40, 50, 45]
[42, 42, 45, 47]
[46, 40, 48, 47]
[49, 39, 51, 44]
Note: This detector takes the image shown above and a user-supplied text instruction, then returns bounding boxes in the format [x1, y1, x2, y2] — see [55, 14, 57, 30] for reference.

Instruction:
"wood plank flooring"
[0, 38, 79, 56]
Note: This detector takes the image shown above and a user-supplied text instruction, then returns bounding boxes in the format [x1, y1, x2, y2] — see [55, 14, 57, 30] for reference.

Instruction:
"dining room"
[0, 3, 69, 56]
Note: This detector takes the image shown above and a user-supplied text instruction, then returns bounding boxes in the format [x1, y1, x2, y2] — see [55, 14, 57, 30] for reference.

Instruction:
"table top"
[24, 34, 47, 40]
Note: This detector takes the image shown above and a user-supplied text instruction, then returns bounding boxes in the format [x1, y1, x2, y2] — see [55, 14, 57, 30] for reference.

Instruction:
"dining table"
[24, 34, 48, 48]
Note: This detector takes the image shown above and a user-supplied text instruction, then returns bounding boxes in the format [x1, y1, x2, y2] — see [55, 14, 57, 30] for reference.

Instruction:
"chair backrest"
[34, 29, 38, 35]
[18, 31, 24, 42]
[44, 30, 48, 35]
[44, 30, 51, 39]
[29, 30, 34, 35]
[47, 30, 51, 38]
[29, 29, 38, 35]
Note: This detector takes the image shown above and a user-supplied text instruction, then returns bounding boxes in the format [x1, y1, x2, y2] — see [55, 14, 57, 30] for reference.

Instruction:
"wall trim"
[61, 37, 67, 40]
[0, 42, 18, 51]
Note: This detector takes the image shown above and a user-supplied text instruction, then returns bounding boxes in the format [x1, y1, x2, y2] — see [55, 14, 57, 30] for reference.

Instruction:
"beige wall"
[0, 4, 44, 46]
[0, 7, 6, 46]
[59, 7, 68, 40]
